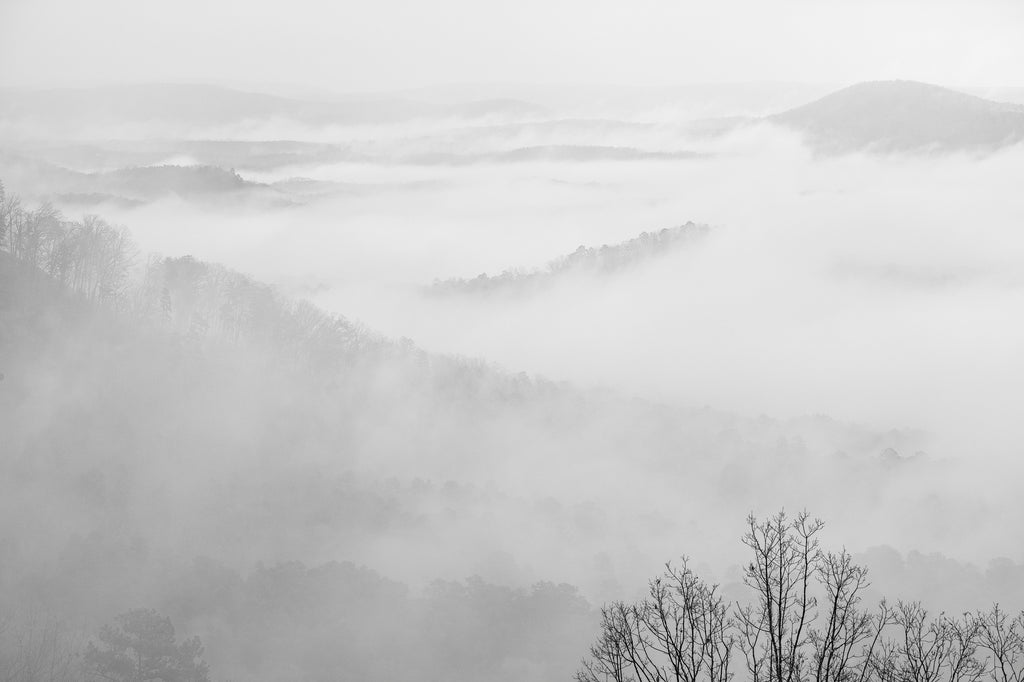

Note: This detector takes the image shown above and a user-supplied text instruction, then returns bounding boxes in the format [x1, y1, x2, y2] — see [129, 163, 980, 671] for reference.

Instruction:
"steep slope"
[769, 80, 1024, 153]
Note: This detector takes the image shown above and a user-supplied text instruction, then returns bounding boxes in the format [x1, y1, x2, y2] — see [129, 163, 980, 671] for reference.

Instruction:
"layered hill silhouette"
[768, 80, 1024, 153]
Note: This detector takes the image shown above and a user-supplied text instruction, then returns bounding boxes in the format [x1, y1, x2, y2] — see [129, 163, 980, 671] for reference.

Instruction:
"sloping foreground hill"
[3, 249, 1024, 681]
[3, 187, 1005, 681]
[768, 80, 1024, 153]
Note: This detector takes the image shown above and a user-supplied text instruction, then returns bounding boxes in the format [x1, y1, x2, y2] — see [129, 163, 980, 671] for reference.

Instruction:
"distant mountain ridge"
[0, 83, 553, 136]
[405, 145, 704, 165]
[768, 80, 1024, 153]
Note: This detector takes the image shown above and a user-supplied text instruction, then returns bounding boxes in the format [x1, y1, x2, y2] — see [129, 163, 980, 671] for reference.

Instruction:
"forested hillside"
[1, 182, 1020, 681]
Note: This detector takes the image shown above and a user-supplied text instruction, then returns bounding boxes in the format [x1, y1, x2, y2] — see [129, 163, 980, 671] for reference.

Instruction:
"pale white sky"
[1, 0, 1022, 92]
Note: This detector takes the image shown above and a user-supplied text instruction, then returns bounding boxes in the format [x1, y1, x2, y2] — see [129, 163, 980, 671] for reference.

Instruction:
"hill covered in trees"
[768, 81, 1024, 154]
[0, 152, 288, 207]
[1, 181, 1020, 681]
[429, 222, 709, 296]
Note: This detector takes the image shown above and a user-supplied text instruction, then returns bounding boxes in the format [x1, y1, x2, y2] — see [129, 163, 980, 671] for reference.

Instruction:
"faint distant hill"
[768, 80, 1024, 153]
[446, 98, 552, 119]
[6, 139, 350, 174]
[95, 164, 261, 198]
[428, 222, 708, 296]
[0, 84, 552, 138]
[0, 151, 289, 206]
[406, 145, 704, 165]
[0, 84, 414, 129]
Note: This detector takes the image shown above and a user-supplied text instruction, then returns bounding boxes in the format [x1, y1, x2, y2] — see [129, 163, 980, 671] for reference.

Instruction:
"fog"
[5, 0, 1024, 89]
[4, 7, 1024, 679]
[5, 101, 1017, 580]
[72, 123, 1024, 463]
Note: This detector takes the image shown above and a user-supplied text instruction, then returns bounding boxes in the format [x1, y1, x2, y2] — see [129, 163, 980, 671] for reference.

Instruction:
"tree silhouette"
[84, 609, 209, 682]
[579, 511, 1024, 682]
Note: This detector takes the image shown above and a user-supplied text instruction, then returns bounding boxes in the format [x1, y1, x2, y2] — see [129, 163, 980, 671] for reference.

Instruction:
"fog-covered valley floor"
[23, 95, 1024, 461]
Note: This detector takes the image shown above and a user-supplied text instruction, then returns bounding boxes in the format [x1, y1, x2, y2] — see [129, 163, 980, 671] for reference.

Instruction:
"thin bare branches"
[579, 512, 1019, 682]
[577, 559, 735, 682]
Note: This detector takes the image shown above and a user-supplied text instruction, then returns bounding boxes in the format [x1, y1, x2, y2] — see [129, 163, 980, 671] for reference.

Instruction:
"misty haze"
[2, 1, 1024, 681]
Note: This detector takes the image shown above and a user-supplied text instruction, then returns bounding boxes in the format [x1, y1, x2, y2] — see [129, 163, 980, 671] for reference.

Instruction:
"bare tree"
[580, 512, 1009, 682]
[809, 549, 883, 682]
[0, 180, 9, 251]
[736, 510, 823, 682]
[977, 605, 1024, 682]
[888, 602, 984, 682]
[0, 608, 82, 682]
[68, 216, 135, 303]
[578, 560, 735, 682]
[577, 602, 640, 682]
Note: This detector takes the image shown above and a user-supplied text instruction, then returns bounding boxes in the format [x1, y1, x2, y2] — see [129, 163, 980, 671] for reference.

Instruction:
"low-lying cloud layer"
[64, 118, 1023, 469]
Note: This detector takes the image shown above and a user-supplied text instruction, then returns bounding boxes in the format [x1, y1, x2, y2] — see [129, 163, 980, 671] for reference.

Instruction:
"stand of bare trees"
[0, 182, 136, 304]
[0, 608, 82, 682]
[0, 181, 367, 366]
[0, 180, 551, 401]
[578, 511, 1024, 682]
[578, 559, 734, 682]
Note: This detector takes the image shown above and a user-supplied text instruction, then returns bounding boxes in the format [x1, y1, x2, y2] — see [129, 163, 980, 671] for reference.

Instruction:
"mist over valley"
[2, 3, 1024, 679]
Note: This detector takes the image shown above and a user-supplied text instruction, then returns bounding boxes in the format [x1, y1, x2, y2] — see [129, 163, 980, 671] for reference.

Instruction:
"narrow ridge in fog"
[427, 221, 709, 296]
